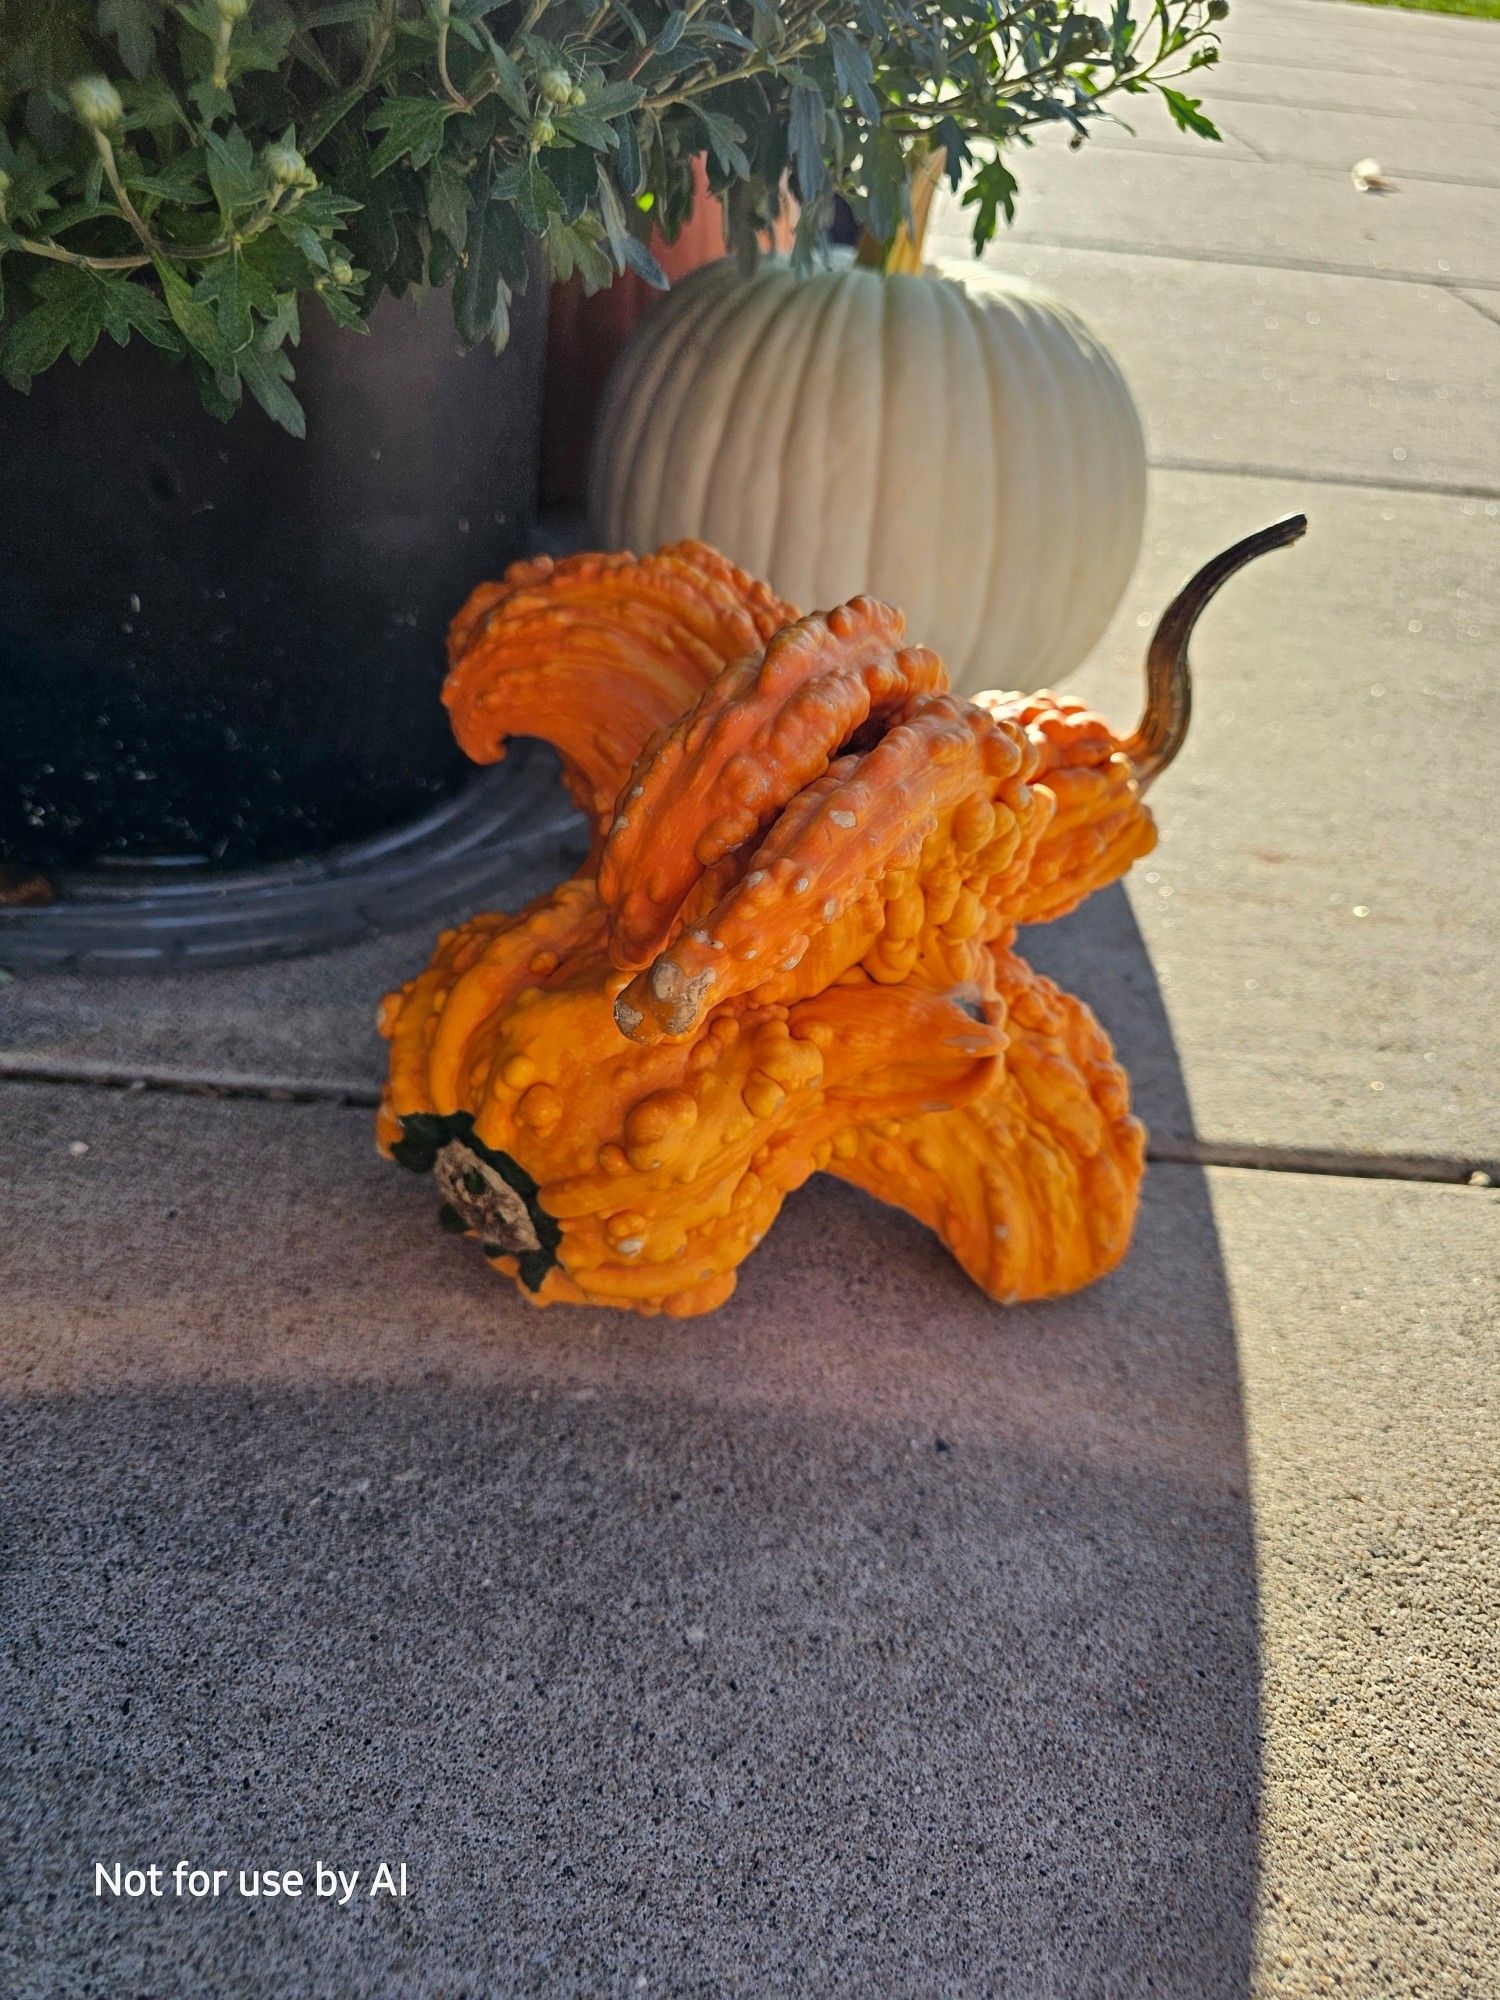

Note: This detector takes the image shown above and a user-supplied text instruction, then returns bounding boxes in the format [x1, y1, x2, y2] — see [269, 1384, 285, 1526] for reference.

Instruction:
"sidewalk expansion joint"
[1203, 85, 1500, 133]
[0, 1060, 380, 1109]
[989, 231, 1500, 298]
[5, 1062, 1494, 1190]
[1458, 292, 1500, 335]
[1148, 456, 1500, 504]
[1147, 1136, 1495, 1188]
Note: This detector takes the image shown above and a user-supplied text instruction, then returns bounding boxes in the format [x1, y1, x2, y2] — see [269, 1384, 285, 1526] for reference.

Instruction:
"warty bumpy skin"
[380, 521, 1305, 1318]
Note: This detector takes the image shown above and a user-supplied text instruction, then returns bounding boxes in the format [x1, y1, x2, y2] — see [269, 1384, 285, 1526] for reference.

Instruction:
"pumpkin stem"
[855, 145, 948, 276]
[1126, 514, 1308, 791]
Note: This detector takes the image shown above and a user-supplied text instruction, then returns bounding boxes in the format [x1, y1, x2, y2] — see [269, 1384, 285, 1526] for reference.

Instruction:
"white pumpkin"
[589, 254, 1146, 696]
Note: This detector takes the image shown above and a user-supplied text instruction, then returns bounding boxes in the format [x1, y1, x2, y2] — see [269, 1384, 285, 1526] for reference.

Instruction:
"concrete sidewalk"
[2, 1, 1497, 1993]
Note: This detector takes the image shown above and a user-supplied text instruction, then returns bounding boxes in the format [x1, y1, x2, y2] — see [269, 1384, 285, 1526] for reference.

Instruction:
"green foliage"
[1344, 0, 1498, 15]
[0, 0, 1228, 434]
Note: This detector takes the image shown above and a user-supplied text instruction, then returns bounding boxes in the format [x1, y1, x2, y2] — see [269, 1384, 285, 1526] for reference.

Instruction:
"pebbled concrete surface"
[939, 146, 1500, 290]
[2, 1081, 1496, 1996]
[1205, 97, 1500, 190]
[0, 823, 581, 1104]
[1202, 55, 1500, 123]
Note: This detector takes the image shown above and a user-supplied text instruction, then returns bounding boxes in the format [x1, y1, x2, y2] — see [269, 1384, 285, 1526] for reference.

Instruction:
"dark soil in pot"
[0, 280, 546, 870]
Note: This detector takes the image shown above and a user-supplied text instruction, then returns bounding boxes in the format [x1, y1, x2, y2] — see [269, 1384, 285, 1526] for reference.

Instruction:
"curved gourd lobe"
[614, 694, 1030, 1043]
[828, 952, 1145, 1302]
[378, 911, 514, 1149]
[424, 882, 607, 1116]
[442, 540, 796, 829]
[597, 597, 945, 971]
[795, 978, 1006, 1118]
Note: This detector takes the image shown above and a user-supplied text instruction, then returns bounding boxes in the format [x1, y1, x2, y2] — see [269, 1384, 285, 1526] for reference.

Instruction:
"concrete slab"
[1203, 54, 1500, 123]
[1212, 98, 1500, 189]
[1, 1081, 1494, 1995]
[4, 470, 1495, 1168]
[1221, 0, 1500, 82]
[0, 829, 580, 1102]
[947, 243, 1500, 496]
[1225, 0, 1500, 86]
[955, 0, 1500, 149]
[1216, 33, 1419, 81]
[1218, 37, 1492, 88]
[1203, 1158, 1499, 2000]
[931, 148, 1500, 291]
[1023, 470, 1499, 1168]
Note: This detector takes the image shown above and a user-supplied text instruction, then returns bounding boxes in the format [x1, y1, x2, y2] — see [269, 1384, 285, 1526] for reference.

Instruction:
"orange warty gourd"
[380, 519, 1305, 1317]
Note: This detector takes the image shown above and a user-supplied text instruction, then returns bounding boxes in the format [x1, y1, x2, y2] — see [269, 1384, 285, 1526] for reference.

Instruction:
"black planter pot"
[1, 280, 547, 873]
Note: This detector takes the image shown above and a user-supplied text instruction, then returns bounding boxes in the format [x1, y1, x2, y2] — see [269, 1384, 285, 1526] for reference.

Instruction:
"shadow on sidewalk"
[1, 891, 1259, 1996]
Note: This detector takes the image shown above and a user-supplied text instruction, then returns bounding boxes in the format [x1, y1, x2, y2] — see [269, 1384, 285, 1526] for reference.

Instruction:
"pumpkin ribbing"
[590, 257, 1147, 696]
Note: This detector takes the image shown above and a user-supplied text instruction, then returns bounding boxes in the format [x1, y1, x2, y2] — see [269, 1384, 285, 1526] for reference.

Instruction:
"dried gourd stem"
[1126, 513, 1308, 792]
[433, 1140, 542, 1253]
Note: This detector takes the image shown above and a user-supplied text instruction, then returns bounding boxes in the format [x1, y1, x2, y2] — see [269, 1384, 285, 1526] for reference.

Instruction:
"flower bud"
[539, 68, 572, 106]
[1207, 0, 1229, 17]
[264, 139, 311, 187]
[215, 0, 251, 18]
[531, 115, 556, 149]
[329, 259, 355, 286]
[69, 76, 124, 132]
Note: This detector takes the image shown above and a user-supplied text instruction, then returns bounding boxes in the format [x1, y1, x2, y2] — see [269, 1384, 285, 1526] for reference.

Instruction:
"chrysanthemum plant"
[0, 0, 1226, 433]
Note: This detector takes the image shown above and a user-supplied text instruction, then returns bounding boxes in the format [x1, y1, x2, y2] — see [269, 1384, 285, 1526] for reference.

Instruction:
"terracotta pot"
[543, 160, 789, 504]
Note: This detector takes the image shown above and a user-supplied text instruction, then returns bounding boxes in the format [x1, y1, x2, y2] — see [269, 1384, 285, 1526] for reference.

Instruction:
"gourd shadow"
[3, 884, 1258, 1997]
